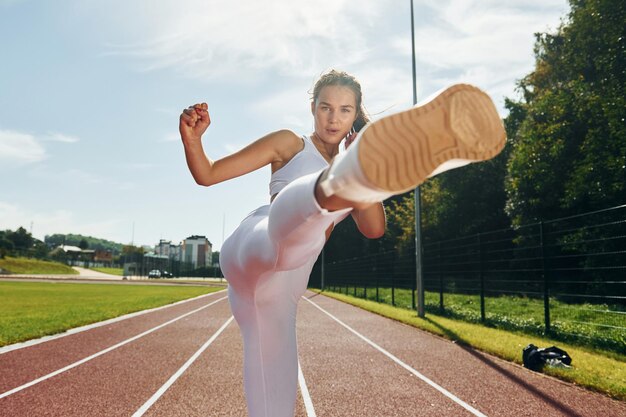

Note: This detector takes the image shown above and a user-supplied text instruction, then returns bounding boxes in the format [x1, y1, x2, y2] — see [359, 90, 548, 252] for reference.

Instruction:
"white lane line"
[302, 296, 488, 417]
[0, 289, 226, 355]
[0, 296, 228, 400]
[132, 316, 235, 417]
[298, 362, 317, 417]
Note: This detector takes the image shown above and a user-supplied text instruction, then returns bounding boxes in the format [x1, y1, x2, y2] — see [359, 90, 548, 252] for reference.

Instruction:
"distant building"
[155, 239, 181, 261]
[182, 235, 212, 269]
[55, 245, 95, 266]
[58, 245, 83, 254]
[94, 250, 113, 266]
[155, 240, 171, 257]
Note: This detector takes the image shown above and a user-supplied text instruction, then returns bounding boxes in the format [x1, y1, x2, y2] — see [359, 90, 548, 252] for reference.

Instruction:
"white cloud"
[0, 129, 47, 165]
[76, 0, 568, 118]
[161, 133, 180, 143]
[45, 132, 80, 143]
[251, 86, 312, 132]
[0, 202, 74, 240]
[0, 129, 81, 169]
[90, 0, 381, 80]
[27, 167, 105, 185]
[0, 201, 125, 242]
[26, 166, 137, 193]
[357, 65, 414, 117]
[389, 0, 569, 113]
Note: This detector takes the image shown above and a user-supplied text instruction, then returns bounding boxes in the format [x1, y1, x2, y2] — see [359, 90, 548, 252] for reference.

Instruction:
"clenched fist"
[179, 103, 210, 144]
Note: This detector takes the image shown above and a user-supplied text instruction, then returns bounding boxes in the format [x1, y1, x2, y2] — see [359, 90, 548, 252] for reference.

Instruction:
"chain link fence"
[312, 204, 626, 353]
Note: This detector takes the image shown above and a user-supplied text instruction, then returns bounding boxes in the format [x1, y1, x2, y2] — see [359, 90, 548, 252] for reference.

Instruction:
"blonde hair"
[312, 69, 370, 132]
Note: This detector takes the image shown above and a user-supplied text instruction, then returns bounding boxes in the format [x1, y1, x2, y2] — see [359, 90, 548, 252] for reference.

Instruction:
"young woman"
[179, 70, 505, 417]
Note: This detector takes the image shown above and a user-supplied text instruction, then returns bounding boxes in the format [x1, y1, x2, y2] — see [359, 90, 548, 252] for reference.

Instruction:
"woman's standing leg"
[226, 261, 315, 417]
[220, 171, 350, 417]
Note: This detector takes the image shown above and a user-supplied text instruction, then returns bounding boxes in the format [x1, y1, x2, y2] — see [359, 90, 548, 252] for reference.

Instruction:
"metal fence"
[0, 250, 223, 280]
[312, 204, 626, 352]
[119, 256, 222, 279]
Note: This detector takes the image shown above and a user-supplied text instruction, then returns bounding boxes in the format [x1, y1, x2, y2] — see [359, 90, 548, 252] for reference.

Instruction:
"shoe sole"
[357, 84, 506, 193]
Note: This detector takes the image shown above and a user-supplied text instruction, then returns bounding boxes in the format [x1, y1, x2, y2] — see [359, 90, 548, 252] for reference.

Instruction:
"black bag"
[523, 344, 572, 371]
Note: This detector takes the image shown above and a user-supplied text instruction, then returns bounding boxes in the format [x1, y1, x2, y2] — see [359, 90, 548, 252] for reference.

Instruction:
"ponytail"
[354, 103, 370, 132]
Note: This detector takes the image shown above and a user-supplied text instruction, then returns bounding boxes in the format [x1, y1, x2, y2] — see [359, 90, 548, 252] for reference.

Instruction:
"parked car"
[148, 269, 173, 278]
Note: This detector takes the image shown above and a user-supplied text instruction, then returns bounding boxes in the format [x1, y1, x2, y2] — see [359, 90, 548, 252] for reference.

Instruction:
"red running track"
[0, 289, 624, 416]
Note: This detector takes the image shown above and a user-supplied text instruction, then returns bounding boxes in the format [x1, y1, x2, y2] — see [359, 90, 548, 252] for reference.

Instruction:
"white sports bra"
[269, 135, 328, 197]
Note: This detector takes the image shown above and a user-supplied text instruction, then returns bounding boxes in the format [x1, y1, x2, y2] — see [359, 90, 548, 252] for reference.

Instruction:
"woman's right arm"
[179, 103, 214, 185]
[179, 103, 299, 186]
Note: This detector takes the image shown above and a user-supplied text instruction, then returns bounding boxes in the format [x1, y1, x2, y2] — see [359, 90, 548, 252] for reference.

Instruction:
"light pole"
[411, 0, 425, 318]
[321, 247, 325, 291]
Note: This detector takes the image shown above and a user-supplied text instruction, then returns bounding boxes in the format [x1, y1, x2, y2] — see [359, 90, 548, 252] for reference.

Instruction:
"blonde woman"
[180, 70, 505, 417]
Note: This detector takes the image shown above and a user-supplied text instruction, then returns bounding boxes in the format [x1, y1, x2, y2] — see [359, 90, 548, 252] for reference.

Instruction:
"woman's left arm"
[341, 131, 386, 239]
[351, 203, 386, 239]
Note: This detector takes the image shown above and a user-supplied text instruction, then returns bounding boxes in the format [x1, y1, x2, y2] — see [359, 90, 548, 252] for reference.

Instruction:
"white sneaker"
[319, 84, 507, 203]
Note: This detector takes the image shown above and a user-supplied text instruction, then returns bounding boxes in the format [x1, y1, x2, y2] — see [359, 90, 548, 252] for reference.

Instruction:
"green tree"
[0, 232, 15, 258]
[324, 216, 374, 263]
[383, 193, 416, 254]
[505, 0, 626, 225]
[121, 245, 145, 264]
[45, 234, 123, 254]
[379, 139, 511, 251]
[422, 151, 510, 241]
[78, 239, 89, 250]
[7, 227, 33, 251]
[31, 240, 49, 259]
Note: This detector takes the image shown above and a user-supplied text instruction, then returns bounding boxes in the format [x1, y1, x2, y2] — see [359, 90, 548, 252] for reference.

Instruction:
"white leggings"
[220, 172, 351, 417]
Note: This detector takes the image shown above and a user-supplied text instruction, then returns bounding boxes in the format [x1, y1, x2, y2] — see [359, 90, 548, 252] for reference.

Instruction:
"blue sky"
[0, 0, 568, 250]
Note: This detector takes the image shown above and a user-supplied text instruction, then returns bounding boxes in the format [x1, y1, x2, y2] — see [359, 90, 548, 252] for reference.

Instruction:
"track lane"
[0, 290, 226, 394]
[302, 291, 626, 417]
[138, 317, 312, 416]
[133, 316, 235, 416]
[301, 294, 486, 416]
[296, 293, 476, 416]
[0, 296, 232, 416]
[138, 318, 247, 417]
[0, 287, 623, 417]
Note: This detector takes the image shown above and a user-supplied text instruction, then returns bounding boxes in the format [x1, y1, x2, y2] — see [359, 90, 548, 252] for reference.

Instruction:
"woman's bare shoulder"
[266, 129, 304, 162]
[267, 129, 302, 145]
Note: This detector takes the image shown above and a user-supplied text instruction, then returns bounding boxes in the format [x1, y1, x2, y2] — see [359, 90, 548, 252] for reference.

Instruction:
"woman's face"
[311, 85, 358, 145]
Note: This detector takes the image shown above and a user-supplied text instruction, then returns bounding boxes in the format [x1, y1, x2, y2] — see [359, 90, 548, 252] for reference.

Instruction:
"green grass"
[333, 286, 625, 353]
[91, 267, 124, 276]
[0, 281, 223, 346]
[316, 289, 626, 401]
[0, 256, 78, 275]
